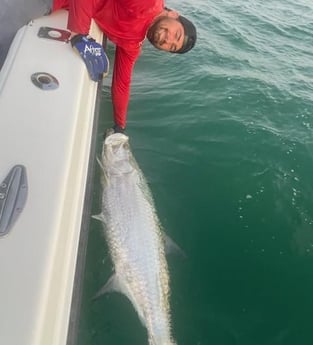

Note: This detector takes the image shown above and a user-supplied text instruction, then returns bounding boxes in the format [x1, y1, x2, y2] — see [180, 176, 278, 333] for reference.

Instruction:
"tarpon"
[94, 132, 177, 345]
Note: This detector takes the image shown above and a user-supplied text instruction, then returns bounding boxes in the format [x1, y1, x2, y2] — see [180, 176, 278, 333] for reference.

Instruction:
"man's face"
[148, 17, 185, 53]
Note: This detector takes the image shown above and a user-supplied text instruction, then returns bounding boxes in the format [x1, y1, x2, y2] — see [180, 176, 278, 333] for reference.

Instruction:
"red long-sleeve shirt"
[53, 0, 164, 128]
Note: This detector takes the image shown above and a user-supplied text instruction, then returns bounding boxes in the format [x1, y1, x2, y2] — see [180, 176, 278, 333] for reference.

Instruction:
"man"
[53, 0, 197, 133]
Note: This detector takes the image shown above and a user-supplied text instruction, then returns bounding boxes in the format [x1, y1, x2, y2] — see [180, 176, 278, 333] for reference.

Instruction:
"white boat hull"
[0, 10, 103, 345]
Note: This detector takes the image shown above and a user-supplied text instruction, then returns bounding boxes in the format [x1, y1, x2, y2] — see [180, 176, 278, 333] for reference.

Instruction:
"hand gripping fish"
[94, 132, 179, 345]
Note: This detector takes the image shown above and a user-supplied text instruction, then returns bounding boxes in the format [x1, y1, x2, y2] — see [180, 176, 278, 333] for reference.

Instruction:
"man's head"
[147, 10, 197, 54]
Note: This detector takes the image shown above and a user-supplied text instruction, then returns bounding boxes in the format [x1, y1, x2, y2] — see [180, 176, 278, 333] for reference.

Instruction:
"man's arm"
[54, 0, 108, 81]
[67, 0, 93, 34]
[52, 0, 92, 34]
[112, 46, 140, 129]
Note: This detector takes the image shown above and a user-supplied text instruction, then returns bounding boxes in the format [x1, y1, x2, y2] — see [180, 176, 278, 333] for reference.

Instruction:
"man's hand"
[70, 34, 109, 82]
[103, 125, 125, 139]
[113, 124, 125, 134]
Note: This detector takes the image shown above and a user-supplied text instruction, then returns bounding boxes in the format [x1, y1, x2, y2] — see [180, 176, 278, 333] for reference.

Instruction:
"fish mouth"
[104, 132, 129, 146]
[103, 133, 131, 168]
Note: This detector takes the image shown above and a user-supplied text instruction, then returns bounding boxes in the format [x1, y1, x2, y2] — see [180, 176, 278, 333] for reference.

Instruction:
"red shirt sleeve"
[68, 0, 93, 34]
[53, 0, 92, 34]
[112, 46, 140, 129]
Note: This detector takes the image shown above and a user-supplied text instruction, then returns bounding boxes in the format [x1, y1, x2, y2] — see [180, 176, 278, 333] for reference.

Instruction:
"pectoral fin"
[164, 234, 187, 259]
[93, 274, 121, 300]
[92, 213, 105, 222]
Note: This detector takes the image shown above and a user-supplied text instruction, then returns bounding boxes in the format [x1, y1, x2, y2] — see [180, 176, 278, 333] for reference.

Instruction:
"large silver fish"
[95, 132, 177, 345]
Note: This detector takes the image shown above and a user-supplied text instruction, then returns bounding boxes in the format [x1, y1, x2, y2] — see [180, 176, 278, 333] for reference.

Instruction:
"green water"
[77, 1, 313, 344]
